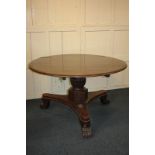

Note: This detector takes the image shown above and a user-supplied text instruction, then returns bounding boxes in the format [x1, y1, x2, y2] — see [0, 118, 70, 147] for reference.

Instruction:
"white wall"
[26, 0, 129, 99]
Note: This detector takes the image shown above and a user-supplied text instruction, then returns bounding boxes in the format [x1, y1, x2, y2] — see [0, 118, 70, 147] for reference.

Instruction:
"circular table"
[29, 54, 127, 138]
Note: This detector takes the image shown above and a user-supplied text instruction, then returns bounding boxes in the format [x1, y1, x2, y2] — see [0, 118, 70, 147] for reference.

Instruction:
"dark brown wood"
[29, 54, 127, 138]
[40, 78, 110, 137]
[40, 97, 50, 109]
[41, 77, 92, 137]
[69, 78, 88, 103]
[87, 90, 107, 104]
[100, 94, 110, 104]
[104, 74, 110, 77]
[69, 77, 91, 137]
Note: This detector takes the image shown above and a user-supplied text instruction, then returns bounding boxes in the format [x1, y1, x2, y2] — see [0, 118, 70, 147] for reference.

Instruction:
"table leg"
[77, 104, 92, 137]
[100, 94, 110, 104]
[40, 77, 109, 138]
[40, 97, 50, 109]
[69, 77, 92, 137]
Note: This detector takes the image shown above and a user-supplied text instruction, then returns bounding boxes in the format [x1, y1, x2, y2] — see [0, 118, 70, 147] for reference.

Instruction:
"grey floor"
[26, 88, 129, 155]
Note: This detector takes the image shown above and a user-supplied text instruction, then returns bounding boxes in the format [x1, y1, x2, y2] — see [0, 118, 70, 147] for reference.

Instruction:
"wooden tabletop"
[29, 54, 127, 77]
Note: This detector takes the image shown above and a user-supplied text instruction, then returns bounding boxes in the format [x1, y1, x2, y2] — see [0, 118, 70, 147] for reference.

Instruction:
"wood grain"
[29, 54, 127, 77]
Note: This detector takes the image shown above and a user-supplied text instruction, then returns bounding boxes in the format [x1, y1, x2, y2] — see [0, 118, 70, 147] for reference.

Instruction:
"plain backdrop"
[0, 0, 155, 155]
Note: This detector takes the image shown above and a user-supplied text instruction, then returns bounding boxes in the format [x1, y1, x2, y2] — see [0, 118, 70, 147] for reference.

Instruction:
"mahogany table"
[29, 54, 127, 138]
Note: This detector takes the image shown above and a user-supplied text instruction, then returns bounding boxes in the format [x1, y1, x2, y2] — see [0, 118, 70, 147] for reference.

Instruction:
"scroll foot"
[40, 98, 50, 109]
[100, 95, 110, 104]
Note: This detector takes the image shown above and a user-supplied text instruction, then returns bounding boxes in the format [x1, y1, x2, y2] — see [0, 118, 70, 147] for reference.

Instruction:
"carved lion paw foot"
[82, 127, 92, 138]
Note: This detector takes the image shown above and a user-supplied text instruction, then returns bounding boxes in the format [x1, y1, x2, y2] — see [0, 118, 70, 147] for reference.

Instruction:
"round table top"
[29, 54, 127, 77]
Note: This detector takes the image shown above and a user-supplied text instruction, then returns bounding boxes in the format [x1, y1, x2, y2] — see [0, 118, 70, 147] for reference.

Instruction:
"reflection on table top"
[29, 54, 127, 77]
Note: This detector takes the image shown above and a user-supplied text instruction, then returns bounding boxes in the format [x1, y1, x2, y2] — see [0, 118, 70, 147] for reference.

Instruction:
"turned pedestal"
[40, 77, 109, 138]
[29, 54, 127, 138]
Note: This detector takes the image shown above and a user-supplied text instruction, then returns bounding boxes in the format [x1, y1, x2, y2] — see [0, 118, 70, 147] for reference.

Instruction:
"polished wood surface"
[41, 77, 108, 137]
[29, 54, 127, 138]
[29, 54, 127, 77]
